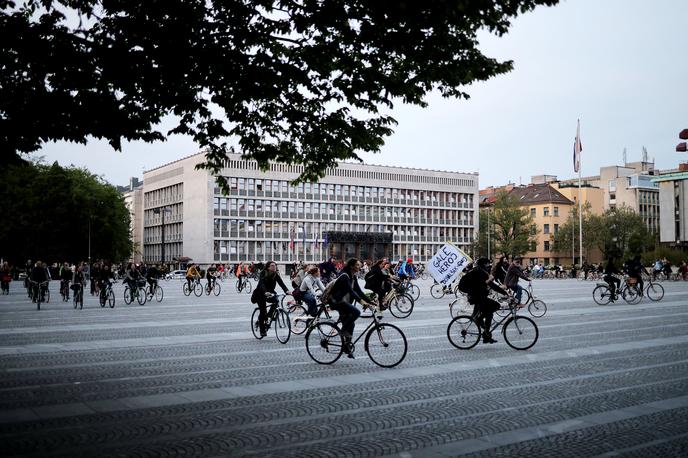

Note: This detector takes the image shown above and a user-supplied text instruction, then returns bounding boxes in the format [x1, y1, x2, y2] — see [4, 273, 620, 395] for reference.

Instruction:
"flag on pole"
[323, 232, 328, 253]
[289, 224, 296, 249]
[573, 119, 582, 173]
[302, 224, 307, 245]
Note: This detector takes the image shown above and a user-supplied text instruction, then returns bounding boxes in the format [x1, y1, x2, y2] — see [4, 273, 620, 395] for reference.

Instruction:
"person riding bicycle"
[251, 261, 290, 337]
[396, 258, 416, 281]
[185, 263, 200, 292]
[603, 257, 622, 302]
[490, 255, 509, 286]
[98, 263, 114, 293]
[235, 262, 247, 289]
[326, 258, 376, 358]
[319, 257, 337, 284]
[662, 258, 672, 280]
[504, 256, 531, 305]
[299, 265, 326, 319]
[627, 255, 648, 296]
[72, 264, 86, 297]
[146, 264, 161, 294]
[364, 259, 395, 310]
[30, 260, 49, 302]
[458, 257, 507, 344]
[1, 262, 12, 294]
[124, 263, 140, 302]
[205, 264, 217, 292]
[59, 262, 72, 300]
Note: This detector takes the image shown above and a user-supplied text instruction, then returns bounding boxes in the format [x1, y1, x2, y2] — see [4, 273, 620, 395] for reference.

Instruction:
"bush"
[642, 247, 688, 266]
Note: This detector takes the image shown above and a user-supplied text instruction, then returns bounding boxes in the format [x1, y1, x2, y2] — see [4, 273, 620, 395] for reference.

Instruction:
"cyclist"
[299, 265, 326, 319]
[504, 256, 531, 305]
[205, 264, 217, 292]
[490, 255, 509, 286]
[250, 261, 290, 337]
[235, 262, 246, 290]
[397, 258, 416, 281]
[124, 263, 140, 302]
[59, 262, 72, 300]
[327, 258, 376, 358]
[30, 260, 49, 302]
[458, 257, 507, 344]
[319, 257, 337, 284]
[627, 255, 649, 296]
[72, 263, 86, 299]
[364, 259, 395, 310]
[145, 264, 160, 295]
[90, 262, 100, 296]
[186, 263, 200, 292]
[603, 257, 622, 302]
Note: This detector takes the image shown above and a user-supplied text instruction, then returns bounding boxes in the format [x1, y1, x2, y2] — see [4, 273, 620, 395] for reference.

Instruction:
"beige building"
[141, 152, 479, 266]
[654, 169, 688, 247]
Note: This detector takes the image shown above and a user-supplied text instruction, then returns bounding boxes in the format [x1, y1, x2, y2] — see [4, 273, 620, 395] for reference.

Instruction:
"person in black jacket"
[251, 261, 290, 337]
[460, 258, 507, 344]
[327, 258, 375, 357]
[603, 257, 621, 301]
[364, 259, 395, 309]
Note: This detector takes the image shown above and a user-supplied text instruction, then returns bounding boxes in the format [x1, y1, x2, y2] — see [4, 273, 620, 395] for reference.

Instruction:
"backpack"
[457, 270, 478, 296]
[320, 273, 346, 304]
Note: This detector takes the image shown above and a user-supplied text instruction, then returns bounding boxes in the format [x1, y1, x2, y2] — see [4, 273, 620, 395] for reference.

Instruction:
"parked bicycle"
[447, 303, 539, 351]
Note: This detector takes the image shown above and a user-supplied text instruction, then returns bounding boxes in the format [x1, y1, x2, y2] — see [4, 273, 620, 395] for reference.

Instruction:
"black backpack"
[457, 270, 479, 296]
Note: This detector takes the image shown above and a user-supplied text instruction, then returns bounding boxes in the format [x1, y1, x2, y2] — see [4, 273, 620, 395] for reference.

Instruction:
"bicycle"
[397, 278, 420, 301]
[592, 276, 642, 305]
[305, 302, 408, 368]
[124, 279, 147, 305]
[235, 277, 252, 294]
[644, 278, 664, 301]
[205, 279, 221, 296]
[99, 281, 116, 308]
[447, 303, 539, 351]
[183, 278, 203, 297]
[495, 283, 546, 318]
[430, 281, 460, 299]
[73, 283, 85, 310]
[60, 280, 70, 302]
[250, 293, 291, 344]
[146, 281, 164, 302]
[29, 280, 50, 310]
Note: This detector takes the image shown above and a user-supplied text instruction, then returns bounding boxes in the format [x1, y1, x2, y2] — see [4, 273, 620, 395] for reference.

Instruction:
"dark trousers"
[257, 295, 279, 333]
[472, 297, 500, 337]
[330, 300, 361, 338]
[302, 292, 318, 317]
[604, 275, 620, 297]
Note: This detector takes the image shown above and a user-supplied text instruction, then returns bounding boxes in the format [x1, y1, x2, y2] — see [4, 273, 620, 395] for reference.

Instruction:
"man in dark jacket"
[504, 257, 531, 305]
[364, 259, 395, 309]
[251, 261, 290, 337]
[603, 258, 621, 301]
[460, 258, 507, 344]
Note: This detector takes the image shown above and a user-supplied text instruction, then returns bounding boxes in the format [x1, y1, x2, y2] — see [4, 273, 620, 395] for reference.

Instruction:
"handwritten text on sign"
[427, 244, 471, 285]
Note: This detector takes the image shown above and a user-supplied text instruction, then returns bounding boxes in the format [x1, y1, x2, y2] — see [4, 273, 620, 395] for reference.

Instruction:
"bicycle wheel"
[389, 293, 414, 319]
[430, 283, 445, 299]
[622, 285, 641, 304]
[193, 282, 203, 297]
[521, 288, 532, 305]
[183, 283, 191, 296]
[409, 284, 420, 301]
[592, 285, 612, 305]
[305, 321, 343, 365]
[365, 323, 408, 368]
[450, 295, 472, 318]
[155, 286, 164, 302]
[108, 290, 115, 308]
[235, 279, 242, 293]
[213, 283, 221, 296]
[124, 287, 132, 304]
[281, 293, 296, 308]
[289, 304, 309, 335]
[274, 309, 291, 344]
[45, 287, 50, 303]
[244, 280, 252, 293]
[137, 288, 147, 305]
[528, 299, 547, 318]
[646, 283, 664, 301]
[99, 290, 107, 307]
[250, 308, 263, 340]
[447, 315, 481, 350]
[503, 316, 538, 350]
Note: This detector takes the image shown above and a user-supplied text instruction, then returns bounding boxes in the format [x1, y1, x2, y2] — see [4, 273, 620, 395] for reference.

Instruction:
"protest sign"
[427, 243, 471, 285]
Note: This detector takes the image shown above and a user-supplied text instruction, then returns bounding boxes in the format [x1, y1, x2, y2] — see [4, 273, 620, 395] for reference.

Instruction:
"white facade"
[655, 171, 688, 245]
[142, 152, 479, 266]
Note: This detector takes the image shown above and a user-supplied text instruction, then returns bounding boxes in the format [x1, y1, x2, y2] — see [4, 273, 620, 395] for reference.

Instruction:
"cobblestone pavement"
[1, 277, 687, 457]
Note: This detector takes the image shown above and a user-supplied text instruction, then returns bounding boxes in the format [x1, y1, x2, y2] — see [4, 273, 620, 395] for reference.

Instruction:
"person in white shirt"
[299, 266, 326, 318]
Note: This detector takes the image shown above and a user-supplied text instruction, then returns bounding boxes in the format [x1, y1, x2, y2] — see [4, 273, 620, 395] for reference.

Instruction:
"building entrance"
[325, 231, 392, 261]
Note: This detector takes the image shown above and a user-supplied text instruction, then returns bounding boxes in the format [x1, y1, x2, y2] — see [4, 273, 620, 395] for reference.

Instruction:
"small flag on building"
[289, 224, 296, 249]
[573, 119, 583, 173]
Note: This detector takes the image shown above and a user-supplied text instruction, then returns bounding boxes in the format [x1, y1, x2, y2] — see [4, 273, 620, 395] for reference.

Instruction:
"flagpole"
[577, 119, 583, 267]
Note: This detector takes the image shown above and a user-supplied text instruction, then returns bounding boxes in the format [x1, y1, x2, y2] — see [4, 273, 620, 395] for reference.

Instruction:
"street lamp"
[153, 207, 172, 266]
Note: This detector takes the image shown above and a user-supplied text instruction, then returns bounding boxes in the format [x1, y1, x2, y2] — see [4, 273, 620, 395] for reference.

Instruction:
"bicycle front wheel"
[124, 287, 132, 304]
[155, 286, 164, 302]
[305, 322, 343, 365]
[213, 283, 221, 296]
[646, 283, 664, 301]
[250, 308, 263, 340]
[108, 290, 115, 308]
[449, 295, 472, 318]
[528, 299, 547, 318]
[365, 323, 407, 368]
[389, 293, 414, 319]
[592, 285, 612, 305]
[244, 280, 252, 293]
[503, 316, 538, 350]
[193, 282, 203, 297]
[137, 288, 147, 305]
[274, 309, 291, 344]
[289, 304, 309, 335]
[409, 284, 420, 301]
[430, 283, 445, 299]
[447, 315, 481, 350]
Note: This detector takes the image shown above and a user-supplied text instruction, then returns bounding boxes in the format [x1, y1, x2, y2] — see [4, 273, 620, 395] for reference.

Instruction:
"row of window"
[530, 206, 560, 218]
[224, 160, 476, 187]
[227, 178, 474, 204]
[144, 183, 183, 208]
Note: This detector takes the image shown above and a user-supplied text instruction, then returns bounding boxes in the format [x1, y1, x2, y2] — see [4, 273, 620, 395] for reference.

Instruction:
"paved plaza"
[1, 277, 687, 457]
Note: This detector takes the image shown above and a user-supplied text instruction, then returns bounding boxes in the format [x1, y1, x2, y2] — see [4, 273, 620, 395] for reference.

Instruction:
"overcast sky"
[34, 0, 688, 188]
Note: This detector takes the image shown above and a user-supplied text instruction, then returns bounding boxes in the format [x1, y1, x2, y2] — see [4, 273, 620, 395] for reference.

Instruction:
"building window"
[553, 207, 559, 217]
[544, 241, 550, 251]
[543, 207, 549, 217]
[530, 241, 537, 251]
[530, 208, 536, 217]
[554, 224, 559, 234]
[544, 224, 550, 234]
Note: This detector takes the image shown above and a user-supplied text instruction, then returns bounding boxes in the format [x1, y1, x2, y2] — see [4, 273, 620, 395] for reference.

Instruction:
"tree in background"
[1, 0, 558, 189]
[552, 202, 597, 261]
[0, 160, 132, 263]
[490, 191, 538, 257]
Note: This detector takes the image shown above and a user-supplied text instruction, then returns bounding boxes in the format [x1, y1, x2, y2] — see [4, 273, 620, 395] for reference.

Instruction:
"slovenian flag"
[574, 119, 582, 173]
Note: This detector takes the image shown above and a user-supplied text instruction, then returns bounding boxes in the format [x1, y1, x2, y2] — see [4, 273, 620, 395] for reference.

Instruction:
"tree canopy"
[2, 0, 558, 189]
[0, 160, 132, 263]
[476, 191, 538, 258]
